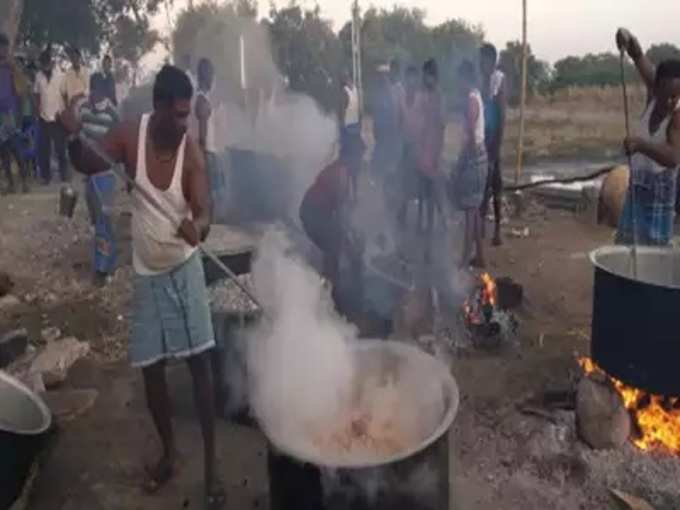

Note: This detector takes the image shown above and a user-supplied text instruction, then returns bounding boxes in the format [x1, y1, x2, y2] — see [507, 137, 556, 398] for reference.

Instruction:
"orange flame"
[481, 272, 497, 307]
[464, 273, 498, 326]
[579, 357, 680, 454]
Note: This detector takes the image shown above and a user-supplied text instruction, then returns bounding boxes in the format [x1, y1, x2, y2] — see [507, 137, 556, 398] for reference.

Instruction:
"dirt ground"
[1, 172, 678, 509]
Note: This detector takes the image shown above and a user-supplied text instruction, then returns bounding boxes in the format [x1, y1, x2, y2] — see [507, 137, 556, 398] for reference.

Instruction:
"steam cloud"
[247, 229, 358, 450]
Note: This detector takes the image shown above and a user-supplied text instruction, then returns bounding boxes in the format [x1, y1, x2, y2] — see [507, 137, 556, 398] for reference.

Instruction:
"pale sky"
[148, 0, 679, 68]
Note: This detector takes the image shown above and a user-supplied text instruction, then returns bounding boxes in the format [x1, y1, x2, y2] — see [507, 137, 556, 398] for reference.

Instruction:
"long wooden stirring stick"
[78, 133, 266, 314]
[620, 50, 639, 279]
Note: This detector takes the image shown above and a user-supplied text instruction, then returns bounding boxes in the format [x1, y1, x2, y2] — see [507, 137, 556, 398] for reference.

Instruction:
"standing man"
[479, 43, 506, 246]
[340, 71, 364, 202]
[615, 29, 680, 247]
[92, 54, 117, 106]
[371, 59, 405, 208]
[194, 57, 225, 220]
[417, 59, 446, 234]
[61, 65, 225, 508]
[62, 47, 89, 107]
[396, 65, 422, 227]
[453, 61, 488, 268]
[0, 33, 29, 193]
[80, 74, 120, 286]
[34, 49, 68, 184]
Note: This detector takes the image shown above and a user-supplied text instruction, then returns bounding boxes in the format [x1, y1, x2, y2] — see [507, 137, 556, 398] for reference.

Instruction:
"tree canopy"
[552, 53, 636, 90]
[16, 0, 170, 85]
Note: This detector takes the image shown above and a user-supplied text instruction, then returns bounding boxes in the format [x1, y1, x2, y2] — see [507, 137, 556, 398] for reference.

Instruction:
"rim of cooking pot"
[266, 340, 460, 469]
[0, 371, 52, 435]
[590, 245, 680, 290]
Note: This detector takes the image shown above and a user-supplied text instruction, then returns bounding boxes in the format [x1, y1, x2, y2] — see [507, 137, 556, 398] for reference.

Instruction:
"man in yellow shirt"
[61, 47, 89, 108]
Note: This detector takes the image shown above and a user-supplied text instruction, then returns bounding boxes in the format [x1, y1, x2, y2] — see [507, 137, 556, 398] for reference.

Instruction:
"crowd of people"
[302, 43, 509, 296]
[370, 47, 507, 271]
[0, 40, 118, 194]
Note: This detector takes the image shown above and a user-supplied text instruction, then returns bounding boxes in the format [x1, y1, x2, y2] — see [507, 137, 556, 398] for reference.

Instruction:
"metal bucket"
[59, 185, 79, 218]
[0, 371, 52, 509]
[591, 246, 680, 395]
[266, 340, 459, 510]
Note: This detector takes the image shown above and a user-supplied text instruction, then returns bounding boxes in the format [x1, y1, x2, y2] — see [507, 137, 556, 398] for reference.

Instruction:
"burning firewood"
[462, 272, 519, 350]
[579, 357, 680, 454]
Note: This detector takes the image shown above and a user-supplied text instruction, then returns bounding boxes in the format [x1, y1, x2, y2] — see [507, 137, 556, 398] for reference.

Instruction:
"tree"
[110, 15, 160, 87]
[552, 52, 635, 91]
[646, 43, 680, 66]
[267, 4, 343, 112]
[339, 7, 483, 108]
[18, 0, 170, 76]
[172, 1, 266, 103]
[499, 41, 550, 105]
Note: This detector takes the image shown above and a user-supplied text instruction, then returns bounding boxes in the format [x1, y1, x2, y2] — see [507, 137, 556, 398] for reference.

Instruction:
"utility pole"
[351, 0, 363, 119]
[515, 0, 528, 184]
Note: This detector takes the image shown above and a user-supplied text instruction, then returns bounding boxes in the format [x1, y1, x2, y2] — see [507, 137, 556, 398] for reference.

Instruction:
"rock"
[44, 389, 98, 423]
[0, 294, 21, 311]
[30, 337, 91, 388]
[576, 376, 631, 450]
[0, 271, 13, 297]
[0, 328, 28, 368]
[40, 327, 62, 344]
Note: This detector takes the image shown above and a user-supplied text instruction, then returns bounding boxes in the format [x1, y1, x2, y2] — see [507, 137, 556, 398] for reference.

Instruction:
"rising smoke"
[187, 14, 339, 219]
[247, 229, 357, 451]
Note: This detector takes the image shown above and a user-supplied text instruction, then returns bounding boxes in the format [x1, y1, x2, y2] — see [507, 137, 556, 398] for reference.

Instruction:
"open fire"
[579, 357, 680, 454]
[464, 272, 497, 327]
[462, 272, 518, 347]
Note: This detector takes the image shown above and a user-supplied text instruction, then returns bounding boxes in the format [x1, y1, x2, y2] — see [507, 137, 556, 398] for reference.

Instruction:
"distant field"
[501, 85, 647, 166]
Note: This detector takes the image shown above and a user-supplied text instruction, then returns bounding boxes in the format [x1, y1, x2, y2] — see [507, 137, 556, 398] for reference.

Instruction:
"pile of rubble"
[1, 326, 98, 424]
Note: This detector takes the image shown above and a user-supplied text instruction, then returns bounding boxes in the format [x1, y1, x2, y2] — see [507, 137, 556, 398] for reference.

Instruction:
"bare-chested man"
[61, 65, 224, 509]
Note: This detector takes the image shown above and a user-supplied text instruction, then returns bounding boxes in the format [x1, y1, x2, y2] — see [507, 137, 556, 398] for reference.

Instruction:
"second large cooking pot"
[591, 246, 680, 396]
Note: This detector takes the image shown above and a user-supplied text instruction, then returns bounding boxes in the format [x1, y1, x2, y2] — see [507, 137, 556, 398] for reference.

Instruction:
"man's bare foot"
[143, 453, 177, 494]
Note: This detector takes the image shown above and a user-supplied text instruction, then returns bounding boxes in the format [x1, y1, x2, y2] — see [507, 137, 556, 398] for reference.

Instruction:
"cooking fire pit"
[266, 340, 459, 510]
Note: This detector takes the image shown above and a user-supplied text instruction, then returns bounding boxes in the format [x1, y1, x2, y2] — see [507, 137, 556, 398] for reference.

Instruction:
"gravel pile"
[208, 274, 259, 314]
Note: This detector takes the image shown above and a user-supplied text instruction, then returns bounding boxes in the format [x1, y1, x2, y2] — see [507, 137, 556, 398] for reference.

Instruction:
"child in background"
[452, 60, 488, 268]
[80, 74, 119, 286]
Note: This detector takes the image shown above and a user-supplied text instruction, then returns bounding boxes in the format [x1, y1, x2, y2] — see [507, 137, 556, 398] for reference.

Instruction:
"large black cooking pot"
[591, 246, 680, 396]
[266, 340, 459, 510]
[0, 371, 52, 509]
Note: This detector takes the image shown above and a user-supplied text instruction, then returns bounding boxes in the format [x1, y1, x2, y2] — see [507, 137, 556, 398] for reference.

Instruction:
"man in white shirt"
[34, 49, 67, 183]
[61, 47, 89, 107]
